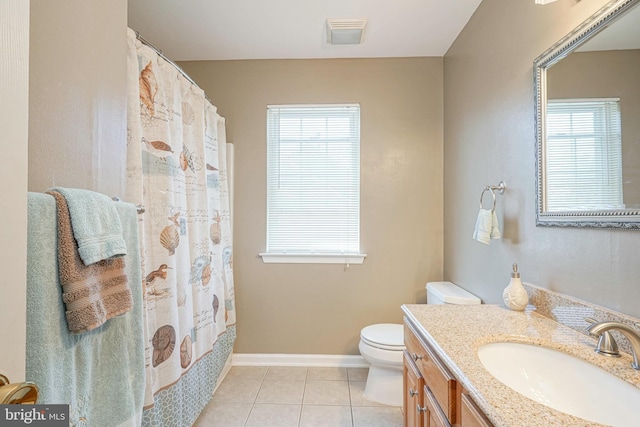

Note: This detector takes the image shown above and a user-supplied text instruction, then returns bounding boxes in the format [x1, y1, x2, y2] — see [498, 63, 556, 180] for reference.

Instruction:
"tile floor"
[193, 366, 403, 427]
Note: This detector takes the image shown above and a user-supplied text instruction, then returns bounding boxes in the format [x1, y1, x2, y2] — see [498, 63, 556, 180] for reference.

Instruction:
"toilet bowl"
[359, 281, 481, 407]
[359, 323, 405, 407]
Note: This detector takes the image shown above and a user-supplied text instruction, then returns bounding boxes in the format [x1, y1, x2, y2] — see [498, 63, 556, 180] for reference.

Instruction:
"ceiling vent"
[326, 19, 367, 45]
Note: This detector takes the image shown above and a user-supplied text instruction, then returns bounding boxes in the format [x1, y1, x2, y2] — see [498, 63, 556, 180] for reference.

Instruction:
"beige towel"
[49, 191, 133, 333]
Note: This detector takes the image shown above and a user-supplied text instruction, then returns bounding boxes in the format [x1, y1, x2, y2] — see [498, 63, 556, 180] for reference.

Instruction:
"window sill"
[259, 253, 367, 264]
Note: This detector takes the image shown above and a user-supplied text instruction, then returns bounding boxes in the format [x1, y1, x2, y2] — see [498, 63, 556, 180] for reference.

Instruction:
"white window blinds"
[545, 99, 623, 211]
[265, 104, 361, 257]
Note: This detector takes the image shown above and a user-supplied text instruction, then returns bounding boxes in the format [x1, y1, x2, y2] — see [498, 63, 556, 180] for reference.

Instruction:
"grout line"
[301, 374, 308, 407]
[243, 367, 268, 427]
[300, 372, 308, 427]
[351, 405, 356, 427]
[297, 381, 304, 427]
[348, 376, 356, 427]
[242, 402, 250, 427]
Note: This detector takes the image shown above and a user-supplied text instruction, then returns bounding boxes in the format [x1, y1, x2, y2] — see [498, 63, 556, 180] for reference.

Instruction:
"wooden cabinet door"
[404, 350, 424, 427]
[460, 393, 493, 427]
[423, 385, 451, 427]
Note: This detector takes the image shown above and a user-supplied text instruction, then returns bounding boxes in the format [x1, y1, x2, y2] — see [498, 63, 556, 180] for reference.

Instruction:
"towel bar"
[111, 197, 145, 214]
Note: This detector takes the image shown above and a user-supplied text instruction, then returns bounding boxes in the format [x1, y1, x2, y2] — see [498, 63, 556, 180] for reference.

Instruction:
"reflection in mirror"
[544, 98, 624, 211]
[534, 0, 640, 228]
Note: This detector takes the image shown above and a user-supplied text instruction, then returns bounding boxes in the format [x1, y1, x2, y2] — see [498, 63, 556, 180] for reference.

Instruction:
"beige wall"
[443, 0, 640, 317]
[28, 0, 128, 196]
[0, 0, 127, 377]
[547, 49, 640, 206]
[0, 0, 29, 381]
[179, 58, 444, 354]
[0, 0, 127, 381]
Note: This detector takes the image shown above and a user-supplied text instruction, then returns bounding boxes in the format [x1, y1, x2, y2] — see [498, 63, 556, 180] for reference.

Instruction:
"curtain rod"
[133, 30, 213, 105]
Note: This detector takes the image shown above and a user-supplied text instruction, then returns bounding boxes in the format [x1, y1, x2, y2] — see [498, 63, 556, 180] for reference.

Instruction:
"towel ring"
[480, 187, 497, 212]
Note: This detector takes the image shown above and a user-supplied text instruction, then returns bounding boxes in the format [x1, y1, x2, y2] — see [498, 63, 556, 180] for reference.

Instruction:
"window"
[261, 104, 365, 264]
[545, 99, 623, 211]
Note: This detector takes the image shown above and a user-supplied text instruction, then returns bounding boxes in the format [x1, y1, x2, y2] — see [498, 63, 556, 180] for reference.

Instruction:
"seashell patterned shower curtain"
[125, 29, 236, 426]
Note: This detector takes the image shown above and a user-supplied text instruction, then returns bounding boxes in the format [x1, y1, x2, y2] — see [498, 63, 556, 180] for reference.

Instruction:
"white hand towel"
[473, 209, 493, 244]
[490, 210, 501, 239]
[473, 209, 501, 244]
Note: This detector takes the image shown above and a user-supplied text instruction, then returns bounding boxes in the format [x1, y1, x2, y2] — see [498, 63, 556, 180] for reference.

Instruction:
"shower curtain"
[126, 29, 236, 426]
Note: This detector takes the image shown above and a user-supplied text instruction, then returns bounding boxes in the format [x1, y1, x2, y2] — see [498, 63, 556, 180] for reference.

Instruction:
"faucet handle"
[585, 317, 621, 357]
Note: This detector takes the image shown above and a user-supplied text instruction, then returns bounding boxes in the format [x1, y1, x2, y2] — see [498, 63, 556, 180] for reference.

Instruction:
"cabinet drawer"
[461, 393, 494, 427]
[405, 322, 457, 423]
[423, 385, 451, 427]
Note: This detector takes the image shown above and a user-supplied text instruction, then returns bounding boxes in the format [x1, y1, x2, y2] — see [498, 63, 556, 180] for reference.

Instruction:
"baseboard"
[232, 353, 369, 368]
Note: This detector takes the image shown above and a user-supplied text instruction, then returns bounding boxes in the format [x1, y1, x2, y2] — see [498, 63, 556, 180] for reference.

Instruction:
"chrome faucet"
[584, 317, 620, 357]
[586, 321, 640, 370]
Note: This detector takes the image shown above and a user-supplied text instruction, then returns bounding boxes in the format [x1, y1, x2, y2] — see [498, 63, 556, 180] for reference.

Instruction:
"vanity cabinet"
[403, 350, 424, 427]
[404, 319, 457, 426]
[403, 317, 494, 427]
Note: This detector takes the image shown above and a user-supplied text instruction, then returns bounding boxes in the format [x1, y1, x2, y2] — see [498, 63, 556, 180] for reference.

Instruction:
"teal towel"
[48, 187, 127, 265]
[26, 193, 145, 427]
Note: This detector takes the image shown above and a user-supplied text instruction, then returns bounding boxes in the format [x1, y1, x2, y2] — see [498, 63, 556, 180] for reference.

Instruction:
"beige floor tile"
[307, 367, 348, 380]
[205, 365, 405, 426]
[299, 404, 353, 427]
[225, 366, 269, 379]
[352, 406, 403, 427]
[192, 402, 251, 427]
[349, 381, 385, 407]
[244, 403, 301, 427]
[266, 366, 308, 380]
[303, 380, 351, 405]
[212, 377, 262, 403]
[256, 379, 306, 404]
[347, 367, 369, 382]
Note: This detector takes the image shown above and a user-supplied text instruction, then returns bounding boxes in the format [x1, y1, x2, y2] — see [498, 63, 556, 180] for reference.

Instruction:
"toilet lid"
[360, 324, 404, 350]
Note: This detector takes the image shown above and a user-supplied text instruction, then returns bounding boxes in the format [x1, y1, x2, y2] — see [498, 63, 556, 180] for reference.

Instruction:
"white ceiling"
[128, 0, 483, 61]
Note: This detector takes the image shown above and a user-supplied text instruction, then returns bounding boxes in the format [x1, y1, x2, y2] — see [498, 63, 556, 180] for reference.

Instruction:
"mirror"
[534, 0, 640, 228]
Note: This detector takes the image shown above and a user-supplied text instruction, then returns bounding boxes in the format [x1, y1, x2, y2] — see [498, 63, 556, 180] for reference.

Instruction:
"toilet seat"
[360, 324, 404, 351]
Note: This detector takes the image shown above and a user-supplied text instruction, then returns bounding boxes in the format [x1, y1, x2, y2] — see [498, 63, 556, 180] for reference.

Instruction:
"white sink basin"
[478, 342, 640, 426]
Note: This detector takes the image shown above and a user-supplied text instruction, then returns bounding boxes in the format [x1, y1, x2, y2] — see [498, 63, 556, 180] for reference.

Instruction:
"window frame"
[260, 103, 366, 265]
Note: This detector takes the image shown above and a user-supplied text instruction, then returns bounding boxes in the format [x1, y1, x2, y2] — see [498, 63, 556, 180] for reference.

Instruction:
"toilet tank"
[426, 281, 481, 305]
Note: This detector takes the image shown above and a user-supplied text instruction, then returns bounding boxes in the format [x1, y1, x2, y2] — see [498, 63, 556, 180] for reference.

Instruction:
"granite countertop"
[401, 304, 640, 427]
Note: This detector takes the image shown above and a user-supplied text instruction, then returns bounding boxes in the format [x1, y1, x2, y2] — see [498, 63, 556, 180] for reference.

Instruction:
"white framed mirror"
[534, 0, 640, 228]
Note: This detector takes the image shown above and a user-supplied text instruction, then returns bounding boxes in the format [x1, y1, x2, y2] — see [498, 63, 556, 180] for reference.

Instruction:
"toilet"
[358, 281, 481, 406]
